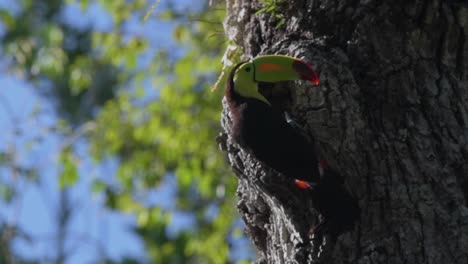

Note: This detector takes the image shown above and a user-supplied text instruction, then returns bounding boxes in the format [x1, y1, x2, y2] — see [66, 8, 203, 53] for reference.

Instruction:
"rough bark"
[219, 1, 468, 263]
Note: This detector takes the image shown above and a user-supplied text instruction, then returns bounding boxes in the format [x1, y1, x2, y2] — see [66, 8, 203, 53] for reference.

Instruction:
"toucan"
[225, 54, 358, 239]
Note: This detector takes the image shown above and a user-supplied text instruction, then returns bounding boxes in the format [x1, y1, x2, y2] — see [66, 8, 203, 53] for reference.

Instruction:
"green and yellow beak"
[252, 55, 319, 85]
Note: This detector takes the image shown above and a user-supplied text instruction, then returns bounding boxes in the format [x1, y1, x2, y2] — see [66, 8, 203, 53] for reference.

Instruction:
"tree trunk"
[219, 0, 468, 263]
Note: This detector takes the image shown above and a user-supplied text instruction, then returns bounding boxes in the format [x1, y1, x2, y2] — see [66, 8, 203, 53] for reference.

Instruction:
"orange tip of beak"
[294, 179, 311, 189]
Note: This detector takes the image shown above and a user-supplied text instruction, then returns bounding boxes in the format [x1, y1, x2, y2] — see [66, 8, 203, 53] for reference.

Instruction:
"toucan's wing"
[240, 100, 320, 182]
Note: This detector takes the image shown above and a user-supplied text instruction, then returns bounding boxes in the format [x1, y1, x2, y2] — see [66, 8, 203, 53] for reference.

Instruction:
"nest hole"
[258, 81, 296, 111]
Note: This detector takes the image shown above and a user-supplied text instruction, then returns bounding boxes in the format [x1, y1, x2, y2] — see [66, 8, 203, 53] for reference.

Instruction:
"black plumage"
[225, 59, 359, 240]
[225, 63, 320, 183]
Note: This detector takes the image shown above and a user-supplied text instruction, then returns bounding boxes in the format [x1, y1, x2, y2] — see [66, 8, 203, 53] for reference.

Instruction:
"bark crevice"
[220, 0, 468, 263]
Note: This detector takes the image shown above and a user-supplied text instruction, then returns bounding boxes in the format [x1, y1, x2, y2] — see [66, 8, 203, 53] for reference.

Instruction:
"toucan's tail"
[295, 162, 360, 237]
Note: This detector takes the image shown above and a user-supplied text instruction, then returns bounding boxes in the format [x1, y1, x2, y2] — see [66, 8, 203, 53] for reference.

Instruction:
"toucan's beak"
[252, 55, 319, 85]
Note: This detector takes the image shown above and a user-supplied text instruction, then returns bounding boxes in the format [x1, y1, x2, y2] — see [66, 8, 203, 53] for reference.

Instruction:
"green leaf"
[91, 179, 106, 193]
[80, 0, 89, 10]
[0, 185, 14, 203]
[59, 149, 79, 188]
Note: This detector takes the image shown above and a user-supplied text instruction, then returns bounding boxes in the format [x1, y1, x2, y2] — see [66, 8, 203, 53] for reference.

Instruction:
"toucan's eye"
[245, 67, 251, 72]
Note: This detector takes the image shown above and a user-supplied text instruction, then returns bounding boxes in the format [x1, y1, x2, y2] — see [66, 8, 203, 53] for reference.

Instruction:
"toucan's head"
[231, 55, 319, 105]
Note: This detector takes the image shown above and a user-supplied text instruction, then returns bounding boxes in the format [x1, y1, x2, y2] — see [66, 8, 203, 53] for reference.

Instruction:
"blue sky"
[0, 1, 196, 263]
[0, 1, 254, 263]
[0, 58, 146, 262]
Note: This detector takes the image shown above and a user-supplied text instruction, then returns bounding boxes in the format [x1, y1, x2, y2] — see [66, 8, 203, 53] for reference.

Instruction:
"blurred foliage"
[0, 0, 250, 263]
[0, 224, 38, 264]
[87, 1, 243, 262]
[1, 0, 121, 124]
[256, 0, 285, 28]
[58, 148, 79, 188]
